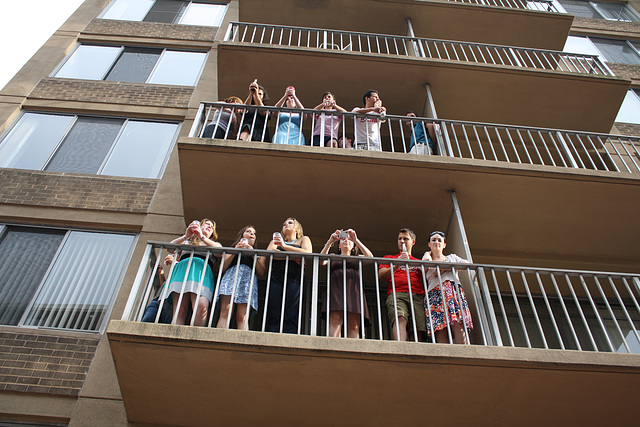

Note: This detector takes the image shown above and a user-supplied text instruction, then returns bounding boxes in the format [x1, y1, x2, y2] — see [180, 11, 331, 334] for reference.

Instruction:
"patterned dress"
[425, 254, 473, 333]
[217, 254, 259, 311]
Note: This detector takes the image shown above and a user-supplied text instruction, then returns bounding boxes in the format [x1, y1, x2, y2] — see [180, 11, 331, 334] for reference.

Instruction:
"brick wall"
[84, 19, 217, 43]
[573, 17, 640, 35]
[29, 78, 193, 109]
[612, 122, 640, 136]
[0, 169, 157, 213]
[606, 63, 640, 81]
[0, 330, 100, 396]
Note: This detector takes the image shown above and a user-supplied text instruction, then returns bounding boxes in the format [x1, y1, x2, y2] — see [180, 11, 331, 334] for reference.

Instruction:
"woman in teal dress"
[273, 86, 306, 145]
[162, 219, 222, 326]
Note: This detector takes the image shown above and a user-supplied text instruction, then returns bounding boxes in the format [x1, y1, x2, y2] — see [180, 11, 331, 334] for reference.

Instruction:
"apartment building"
[0, 0, 638, 425]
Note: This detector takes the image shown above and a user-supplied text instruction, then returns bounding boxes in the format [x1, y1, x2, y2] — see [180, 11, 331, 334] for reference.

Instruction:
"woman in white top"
[422, 231, 473, 344]
[311, 92, 347, 147]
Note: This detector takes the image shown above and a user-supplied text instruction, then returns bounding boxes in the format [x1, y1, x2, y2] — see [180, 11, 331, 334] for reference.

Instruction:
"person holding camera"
[239, 79, 271, 142]
[320, 228, 373, 338]
[273, 86, 306, 145]
[311, 92, 347, 147]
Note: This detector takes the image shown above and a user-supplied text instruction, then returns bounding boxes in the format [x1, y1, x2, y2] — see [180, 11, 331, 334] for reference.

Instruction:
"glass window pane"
[147, 51, 206, 86]
[179, 3, 226, 26]
[102, 0, 154, 21]
[0, 113, 74, 170]
[102, 121, 178, 178]
[105, 48, 161, 83]
[591, 38, 640, 65]
[557, 0, 599, 18]
[615, 90, 640, 124]
[45, 117, 124, 174]
[55, 45, 121, 80]
[595, 3, 640, 22]
[0, 227, 65, 326]
[23, 231, 135, 331]
[144, 0, 185, 23]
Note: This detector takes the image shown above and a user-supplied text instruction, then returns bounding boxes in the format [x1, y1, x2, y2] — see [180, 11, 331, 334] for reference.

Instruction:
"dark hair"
[363, 89, 378, 105]
[251, 85, 269, 104]
[322, 92, 335, 101]
[398, 228, 416, 241]
[233, 225, 257, 246]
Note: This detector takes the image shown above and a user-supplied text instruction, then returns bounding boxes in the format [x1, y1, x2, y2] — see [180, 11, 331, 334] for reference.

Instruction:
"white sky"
[0, 0, 85, 90]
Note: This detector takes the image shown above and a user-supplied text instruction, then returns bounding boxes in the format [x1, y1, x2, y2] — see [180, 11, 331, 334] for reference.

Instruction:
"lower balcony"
[108, 244, 640, 425]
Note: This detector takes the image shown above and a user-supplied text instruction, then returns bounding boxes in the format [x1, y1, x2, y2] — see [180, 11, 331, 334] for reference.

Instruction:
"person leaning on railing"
[311, 91, 347, 147]
[405, 111, 436, 155]
[239, 79, 271, 142]
[202, 96, 243, 139]
[273, 86, 307, 146]
[352, 89, 385, 151]
[216, 225, 265, 330]
[319, 228, 374, 338]
[378, 228, 427, 341]
[258, 218, 312, 334]
[161, 219, 222, 326]
[422, 231, 473, 344]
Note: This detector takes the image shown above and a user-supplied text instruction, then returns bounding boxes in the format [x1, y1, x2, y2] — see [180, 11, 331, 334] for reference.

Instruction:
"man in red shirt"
[378, 228, 427, 341]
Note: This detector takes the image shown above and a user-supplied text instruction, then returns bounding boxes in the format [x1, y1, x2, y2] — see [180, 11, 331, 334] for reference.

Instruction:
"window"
[55, 45, 207, 86]
[0, 225, 135, 332]
[556, 0, 640, 22]
[102, 0, 227, 27]
[615, 89, 640, 124]
[0, 113, 178, 179]
[564, 35, 640, 65]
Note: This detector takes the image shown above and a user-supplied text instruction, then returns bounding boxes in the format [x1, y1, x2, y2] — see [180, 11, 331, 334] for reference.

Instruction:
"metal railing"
[122, 242, 640, 353]
[446, 0, 559, 13]
[189, 102, 640, 174]
[224, 22, 611, 76]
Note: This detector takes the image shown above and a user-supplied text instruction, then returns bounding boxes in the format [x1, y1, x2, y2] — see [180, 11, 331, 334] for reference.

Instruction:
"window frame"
[101, 0, 228, 27]
[0, 111, 181, 179]
[0, 223, 138, 334]
[555, 0, 640, 22]
[53, 43, 208, 86]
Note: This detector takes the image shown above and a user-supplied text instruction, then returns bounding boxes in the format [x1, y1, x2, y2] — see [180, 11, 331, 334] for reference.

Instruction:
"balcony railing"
[446, 0, 559, 13]
[224, 22, 611, 76]
[188, 103, 640, 174]
[123, 242, 640, 353]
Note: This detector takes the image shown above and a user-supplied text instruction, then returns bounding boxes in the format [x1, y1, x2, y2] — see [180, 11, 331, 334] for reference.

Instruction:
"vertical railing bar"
[390, 261, 401, 341]
[610, 277, 640, 347]
[513, 128, 533, 164]
[506, 269, 531, 348]
[483, 125, 498, 161]
[460, 124, 475, 160]
[223, 253, 243, 329]
[565, 274, 598, 351]
[594, 276, 628, 353]
[471, 125, 487, 160]
[548, 131, 569, 167]
[537, 130, 557, 166]
[421, 265, 436, 342]
[310, 255, 319, 336]
[297, 257, 305, 335]
[261, 255, 274, 332]
[490, 268, 515, 346]
[579, 274, 614, 352]
[616, 137, 640, 172]
[505, 128, 524, 164]
[473, 267, 499, 346]
[521, 271, 548, 349]
[342, 258, 348, 337]
[451, 266, 470, 344]
[535, 272, 565, 350]
[494, 126, 511, 163]
[358, 259, 366, 339]
[405, 262, 419, 343]
[436, 265, 454, 344]
[550, 273, 582, 351]
[525, 129, 544, 165]
[581, 134, 608, 171]
[449, 123, 463, 158]
[602, 136, 628, 173]
[373, 261, 384, 340]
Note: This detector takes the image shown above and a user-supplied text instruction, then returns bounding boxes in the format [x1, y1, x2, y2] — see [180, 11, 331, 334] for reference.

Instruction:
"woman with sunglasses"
[422, 231, 473, 344]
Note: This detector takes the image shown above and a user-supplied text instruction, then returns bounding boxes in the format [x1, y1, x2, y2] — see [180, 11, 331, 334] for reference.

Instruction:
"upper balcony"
[107, 242, 640, 425]
[217, 22, 630, 133]
[235, 0, 573, 50]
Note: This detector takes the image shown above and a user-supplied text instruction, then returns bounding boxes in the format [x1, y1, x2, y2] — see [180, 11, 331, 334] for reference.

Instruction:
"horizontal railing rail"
[224, 22, 610, 76]
[122, 242, 640, 353]
[446, 0, 559, 13]
[188, 102, 640, 174]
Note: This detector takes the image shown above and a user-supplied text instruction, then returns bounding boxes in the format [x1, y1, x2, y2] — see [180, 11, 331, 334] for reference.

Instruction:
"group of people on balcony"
[201, 79, 437, 154]
[144, 218, 473, 344]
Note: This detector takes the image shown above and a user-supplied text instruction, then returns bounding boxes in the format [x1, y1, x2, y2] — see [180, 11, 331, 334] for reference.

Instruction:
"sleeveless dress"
[321, 259, 370, 325]
[217, 253, 259, 311]
[265, 241, 303, 333]
[240, 108, 271, 142]
[424, 254, 473, 333]
[273, 112, 305, 145]
[163, 251, 216, 303]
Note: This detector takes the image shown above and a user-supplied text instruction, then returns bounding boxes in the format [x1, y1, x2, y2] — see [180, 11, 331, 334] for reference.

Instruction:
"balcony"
[236, 0, 573, 50]
[107, 243, 640, 425]
[217, 23, 629, 132]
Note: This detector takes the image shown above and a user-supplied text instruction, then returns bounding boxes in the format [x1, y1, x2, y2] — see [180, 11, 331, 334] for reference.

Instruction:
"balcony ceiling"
[238, 0, 573, 50]
[108, 321, 640, 426]
[216, 44, 629, 134]
[178, 140, 640, 273]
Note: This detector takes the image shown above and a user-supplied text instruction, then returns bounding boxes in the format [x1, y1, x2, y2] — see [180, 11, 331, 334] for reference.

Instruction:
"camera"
[339, 230, 349, 238]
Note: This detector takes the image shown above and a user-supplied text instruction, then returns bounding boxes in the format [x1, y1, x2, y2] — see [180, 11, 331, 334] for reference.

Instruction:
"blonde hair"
[188, 218, 217, 245]
[283, 217, 304, 239]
